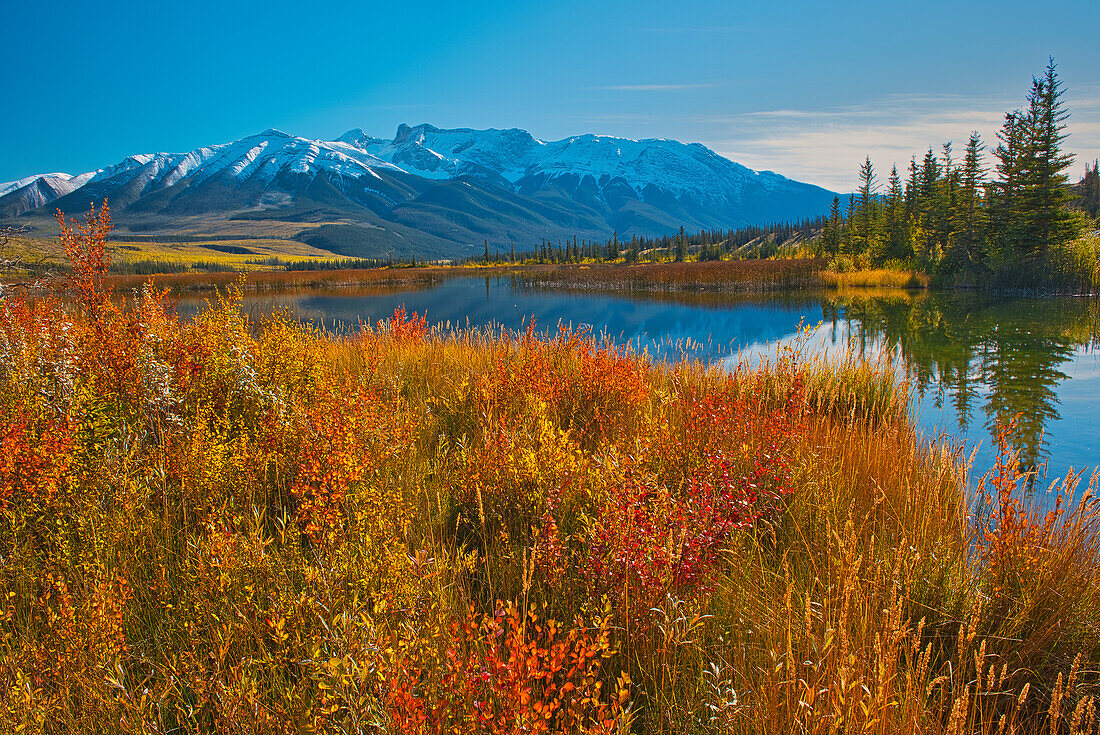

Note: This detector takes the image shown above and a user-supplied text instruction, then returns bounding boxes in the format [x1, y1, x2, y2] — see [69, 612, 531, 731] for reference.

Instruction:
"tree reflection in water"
[824, 293, 1099, 487]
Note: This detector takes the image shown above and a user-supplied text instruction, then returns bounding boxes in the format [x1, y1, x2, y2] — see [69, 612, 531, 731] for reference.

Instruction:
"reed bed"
[100, 259, 929, 301]
[822, 267, 930, 290]
[103, 264, 447, 294]
[0, 213, 1098, 733]
[516, 259, 825, 293]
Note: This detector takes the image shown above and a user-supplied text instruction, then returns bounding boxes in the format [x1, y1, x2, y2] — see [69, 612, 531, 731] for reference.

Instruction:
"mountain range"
[0, 124, 838, 259]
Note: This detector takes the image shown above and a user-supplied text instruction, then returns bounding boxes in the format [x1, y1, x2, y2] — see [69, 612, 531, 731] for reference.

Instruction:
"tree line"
[456, 216, 826, 267]
[820, 59, 1098, 290]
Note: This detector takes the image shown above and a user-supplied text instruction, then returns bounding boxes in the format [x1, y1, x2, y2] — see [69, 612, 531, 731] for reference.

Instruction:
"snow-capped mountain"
[0, 172, 97, 218]
[1, 125, 837, 257]
[349, 123, 792, 204]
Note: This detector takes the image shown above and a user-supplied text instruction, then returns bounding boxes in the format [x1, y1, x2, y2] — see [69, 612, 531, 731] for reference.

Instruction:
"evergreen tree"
[606, 231, 620, 260]
[842, 195, 856, 255]
[1081, 160, 1100, 218]
[675, 226, 686, 261]
[906, 156, 920, 219]
[1019, 58, 1080, 260]
[916, 148, 943, 266]
[831, 58, 1085, 286]
[884, 165, 910, 262]
[626, 235, 639, 263]
[919, 148, 941, 200]
[941, 141, 958, 249]
[857, 156, 878, 255]
[952, 131, 987, 269]
[992, 110, 1027, 259]
[823, 196, 841, 257]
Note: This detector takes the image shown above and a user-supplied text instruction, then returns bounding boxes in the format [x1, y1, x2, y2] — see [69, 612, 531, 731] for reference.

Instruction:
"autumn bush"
[0, 204, 1097, 733]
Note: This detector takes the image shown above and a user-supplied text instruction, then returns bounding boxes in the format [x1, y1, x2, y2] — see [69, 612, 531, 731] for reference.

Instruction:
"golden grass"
[106, 238, 335, 267]
[104, 264, 447, 293]
[516, 259, 825, 293]
[13, 234, 338, 276]
[822, 267, 930, 289]
[1, 278, 1096, 732]
[1, 215, 1096, 732]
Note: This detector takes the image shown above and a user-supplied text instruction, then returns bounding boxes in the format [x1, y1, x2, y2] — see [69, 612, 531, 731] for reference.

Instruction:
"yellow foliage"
[0, 212, 1096, 732]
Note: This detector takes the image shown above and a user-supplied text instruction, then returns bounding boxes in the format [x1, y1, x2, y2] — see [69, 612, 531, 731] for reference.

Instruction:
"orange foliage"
[386, 305, 429, 343]
[385, 603, 628, 734]
[0, 204, 1096, 733]
[286, 380, 414, 547]
[56, 201, 111, 308]
[0, 415, 74, 510]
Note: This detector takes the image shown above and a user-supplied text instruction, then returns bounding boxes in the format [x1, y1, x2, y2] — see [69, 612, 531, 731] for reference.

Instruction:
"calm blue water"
[193, 276, 1099, 495]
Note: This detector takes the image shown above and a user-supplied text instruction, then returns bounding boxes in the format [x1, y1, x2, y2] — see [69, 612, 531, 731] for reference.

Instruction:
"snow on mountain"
[2, 124, 836, 255]
[80, 130, 405, 200]
[177, 129, 404, 187]
[1, 173, 74, 198]
[0, 172, 99, 217]
[0, 130, 417, 217]
[342, 123, 791, 205]
[347, 124, 543, 182]
[5, 124, 826, 216]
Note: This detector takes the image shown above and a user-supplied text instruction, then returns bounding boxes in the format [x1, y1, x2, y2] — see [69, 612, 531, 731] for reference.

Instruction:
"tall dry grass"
[0, 208, 1097, 733]
[517, 259, 825, 293]
[99, 259, 934, 302]
[104, 264, 446, 293]
[822, 268, 930, 290]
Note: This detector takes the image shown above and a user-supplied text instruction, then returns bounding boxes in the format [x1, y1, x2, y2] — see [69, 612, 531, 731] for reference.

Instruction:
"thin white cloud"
[702, 92, 1100, 190]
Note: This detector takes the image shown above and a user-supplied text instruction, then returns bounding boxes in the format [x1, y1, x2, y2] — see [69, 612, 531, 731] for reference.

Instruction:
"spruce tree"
[954, 131, 987, 269]
[823, 196, 841, 257]
[858, 156, 878, 256]
[915, 148, 943, 266]
[942, 141, 958, 248]
[906, 157, 920, 218]
[884, 165, 910, 262]
[992, 110, 1027, 260]
[605, 231, 620, 261]
[1020, 58, 1080, 261]
[842, 195, 856, 256]
[1081, 160, 1100, 218]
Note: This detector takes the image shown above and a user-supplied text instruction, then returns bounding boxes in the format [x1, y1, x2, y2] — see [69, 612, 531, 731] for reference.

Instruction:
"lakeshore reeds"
[0, 208, 1097, 733]
[821, 267, 930, 290]
[515, 258, 825, 293]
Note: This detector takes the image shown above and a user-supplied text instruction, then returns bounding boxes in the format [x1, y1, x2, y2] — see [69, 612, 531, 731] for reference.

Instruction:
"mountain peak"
[1, 123, 837, 248]
[0, 172, 75, 197]
[394, 122, 440, 145]
[336, 128, 384, 148]
[337, 127, 365, 141]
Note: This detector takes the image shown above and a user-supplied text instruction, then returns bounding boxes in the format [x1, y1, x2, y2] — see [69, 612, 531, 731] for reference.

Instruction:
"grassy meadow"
[1, 209, 1099, 734]
[9, 213, 338, 276]
[19, 234, 338, 275]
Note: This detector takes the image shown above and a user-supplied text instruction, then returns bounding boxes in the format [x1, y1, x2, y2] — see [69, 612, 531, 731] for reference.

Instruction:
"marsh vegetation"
[0, 205, 1098, 733]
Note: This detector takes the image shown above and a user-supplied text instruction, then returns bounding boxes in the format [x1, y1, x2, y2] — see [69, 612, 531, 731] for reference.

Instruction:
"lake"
[183, 276, 1100, 496]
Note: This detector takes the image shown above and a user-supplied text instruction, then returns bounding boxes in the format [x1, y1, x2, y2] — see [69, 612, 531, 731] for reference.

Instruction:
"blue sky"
[2, 0, 1098, 189]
